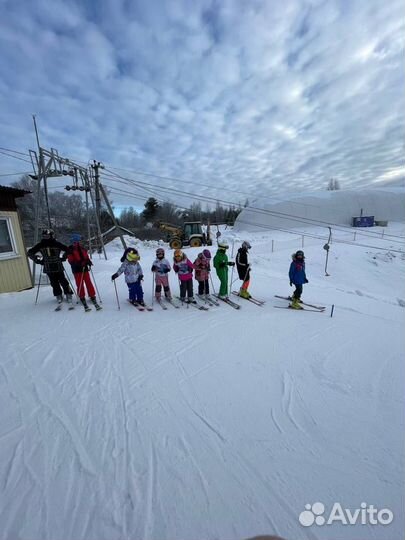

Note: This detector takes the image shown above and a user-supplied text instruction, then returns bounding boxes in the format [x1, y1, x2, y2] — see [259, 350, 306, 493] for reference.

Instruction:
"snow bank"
[234, 187, 405, 231]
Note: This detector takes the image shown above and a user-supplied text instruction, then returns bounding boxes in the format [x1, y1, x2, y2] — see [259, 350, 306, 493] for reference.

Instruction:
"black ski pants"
[179, 279, 194, 299]
[293, 283, 303, 300]
[47, 272, 72, 297]
[197, 279, 210, 295]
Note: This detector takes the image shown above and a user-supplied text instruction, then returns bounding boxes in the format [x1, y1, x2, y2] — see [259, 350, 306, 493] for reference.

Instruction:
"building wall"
[0, 210, 33, 293]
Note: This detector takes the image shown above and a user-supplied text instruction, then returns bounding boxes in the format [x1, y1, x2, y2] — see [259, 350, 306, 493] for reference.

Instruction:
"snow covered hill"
[1, 224, 404, 540]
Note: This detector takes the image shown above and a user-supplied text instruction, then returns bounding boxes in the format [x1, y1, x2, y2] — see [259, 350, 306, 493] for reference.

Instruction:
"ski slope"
[1, 224, 404, 540]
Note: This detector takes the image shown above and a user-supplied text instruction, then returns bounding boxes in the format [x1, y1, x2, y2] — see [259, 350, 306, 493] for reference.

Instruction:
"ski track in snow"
[1, 226, 404, 540]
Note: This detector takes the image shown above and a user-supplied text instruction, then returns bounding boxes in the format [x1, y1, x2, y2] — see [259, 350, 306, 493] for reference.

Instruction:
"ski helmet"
[70, 233, 81, 243]
[242, 241, 251, 250]
[127, 248, 139, 262]
[173, 249, 183, 261]
[203, 249, 211, 259]
[156, 247, 165, 258]
[42, 228, 55, 239]
[295, 250, 305, 259]
[218, 239, 229, 249]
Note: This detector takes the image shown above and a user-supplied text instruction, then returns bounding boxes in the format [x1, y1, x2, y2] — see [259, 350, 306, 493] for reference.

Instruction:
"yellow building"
[0, 186, 33, 293]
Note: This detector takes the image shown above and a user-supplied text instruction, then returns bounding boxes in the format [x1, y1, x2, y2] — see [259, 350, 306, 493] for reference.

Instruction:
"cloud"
[0, 0, 404, 209]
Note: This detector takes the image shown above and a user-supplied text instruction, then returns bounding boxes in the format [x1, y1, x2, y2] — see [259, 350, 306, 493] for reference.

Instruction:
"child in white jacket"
[111, 248, 144, 305]
[151, 247, 172, 301]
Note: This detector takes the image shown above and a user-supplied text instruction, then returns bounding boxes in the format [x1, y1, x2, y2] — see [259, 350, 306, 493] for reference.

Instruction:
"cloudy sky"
[0, 0, 404, 212]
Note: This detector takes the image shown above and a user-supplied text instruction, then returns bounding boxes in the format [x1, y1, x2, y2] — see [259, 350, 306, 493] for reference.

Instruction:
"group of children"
[110, 240, 308, 309]
[29, 229, 308, 310]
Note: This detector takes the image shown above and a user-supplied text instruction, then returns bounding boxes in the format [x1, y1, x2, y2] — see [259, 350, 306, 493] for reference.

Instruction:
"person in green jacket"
[213, 240, 235, 299]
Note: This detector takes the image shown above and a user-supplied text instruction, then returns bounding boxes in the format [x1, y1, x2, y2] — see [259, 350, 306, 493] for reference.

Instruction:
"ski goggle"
[127, 252, 140, 262]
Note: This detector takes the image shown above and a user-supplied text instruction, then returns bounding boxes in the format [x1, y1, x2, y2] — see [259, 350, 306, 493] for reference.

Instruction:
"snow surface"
[1, 225, 404, 540]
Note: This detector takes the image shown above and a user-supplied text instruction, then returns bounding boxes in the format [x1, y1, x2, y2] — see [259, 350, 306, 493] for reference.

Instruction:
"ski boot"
[90, 296, 102, 310]
[80, 298, 92, 312]
[138, 300, 145, 307]
[289, 297, 303, 309]
[188, 297, 197, 304]
[56, 294, 63, 304]
[239, 289, 251, 299]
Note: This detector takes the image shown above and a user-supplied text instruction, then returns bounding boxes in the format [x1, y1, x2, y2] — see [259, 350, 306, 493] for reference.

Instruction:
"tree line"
[12, 175, 242, 245]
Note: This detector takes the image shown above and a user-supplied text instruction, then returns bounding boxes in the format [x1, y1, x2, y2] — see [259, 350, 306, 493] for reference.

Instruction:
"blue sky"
[0, 0, 404, 212]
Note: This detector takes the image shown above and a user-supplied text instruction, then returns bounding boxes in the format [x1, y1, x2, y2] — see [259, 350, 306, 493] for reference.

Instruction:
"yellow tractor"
[158, 221, 212, 249]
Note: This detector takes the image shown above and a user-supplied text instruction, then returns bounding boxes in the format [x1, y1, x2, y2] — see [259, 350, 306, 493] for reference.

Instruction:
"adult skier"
[28, 228, 73, 306]
[236, 240, 252, 299]
[289, 250, 308, 309]
[213, 240, 235, 299]
[66, 233, 101, 311]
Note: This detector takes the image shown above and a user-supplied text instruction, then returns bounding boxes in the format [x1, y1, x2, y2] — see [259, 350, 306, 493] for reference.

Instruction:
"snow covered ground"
[1, 224, 404, 540]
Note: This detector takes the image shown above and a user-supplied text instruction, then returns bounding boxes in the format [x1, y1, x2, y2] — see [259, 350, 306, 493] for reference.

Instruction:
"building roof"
[0, 185, 32, 211]
[0, 185, 31, 197]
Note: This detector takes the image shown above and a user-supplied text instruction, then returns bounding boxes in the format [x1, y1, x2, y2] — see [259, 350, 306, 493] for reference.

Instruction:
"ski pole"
[35, 265, 43, 305]
[64, 269, 79, 303]
[113, 279, 120, 310]
[209, 273, 217, 296]
[78, 268, 85, 302]
[151, 272, 155, 306]
[90, 266, 102, 303]
[229, 240, 235, 296]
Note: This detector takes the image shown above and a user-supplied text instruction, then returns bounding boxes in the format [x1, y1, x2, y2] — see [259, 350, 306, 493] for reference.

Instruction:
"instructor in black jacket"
[28, 229, 72, 302]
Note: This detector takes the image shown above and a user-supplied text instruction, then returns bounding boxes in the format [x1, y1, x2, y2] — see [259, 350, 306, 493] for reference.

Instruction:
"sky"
[0, 0, 404, 213]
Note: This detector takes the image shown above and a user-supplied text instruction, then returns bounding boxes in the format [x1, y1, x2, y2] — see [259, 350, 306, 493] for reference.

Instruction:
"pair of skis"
[232, 291, 265, 306]
[155, 297, 181, 310]
[176, 297, 209, 311]
[214, 295, 241, 310]
[128, 300, 153, 312]
[274, 295, 325, 312]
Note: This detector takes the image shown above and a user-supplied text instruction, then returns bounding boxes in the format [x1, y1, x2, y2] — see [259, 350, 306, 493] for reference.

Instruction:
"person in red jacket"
[67, 233, 101, 311]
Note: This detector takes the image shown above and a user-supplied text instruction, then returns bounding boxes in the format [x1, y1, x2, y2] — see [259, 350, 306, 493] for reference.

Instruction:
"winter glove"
[137, 275, 144, 283]
[87, 260, 93, 266]
[290, 281, 293, 287]
[164, 267, 170, 273]
[305, 278, 309, 283]
[151, 265, 157, 272]
[61, 254, 67, 262]
[228, 261, 235, 266]
[34, 256, 44, 265]
[220, 262, 227, 268]
[111, 273, 118, 281]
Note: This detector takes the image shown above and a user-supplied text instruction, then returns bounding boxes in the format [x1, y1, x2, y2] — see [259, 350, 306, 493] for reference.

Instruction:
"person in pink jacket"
[173, 249, 196, 303]
[194, 250, 211, 297]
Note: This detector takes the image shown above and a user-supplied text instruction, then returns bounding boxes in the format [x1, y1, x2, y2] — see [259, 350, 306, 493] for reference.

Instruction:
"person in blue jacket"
[289, 250, 308, 309]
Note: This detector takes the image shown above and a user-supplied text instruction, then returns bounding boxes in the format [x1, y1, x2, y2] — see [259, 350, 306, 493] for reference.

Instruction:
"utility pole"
[92, 160, 103, 231]
[91, 160, 126, 253]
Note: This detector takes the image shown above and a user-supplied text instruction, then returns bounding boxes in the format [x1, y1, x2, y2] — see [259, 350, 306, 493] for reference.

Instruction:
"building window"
[0, 218, 17, 259]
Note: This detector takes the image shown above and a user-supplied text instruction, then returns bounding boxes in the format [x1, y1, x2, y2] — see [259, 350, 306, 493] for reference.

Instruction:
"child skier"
[151, 247, 172, 301]
[213, 240, 235, 299]
[236, 240, 252, 299]
[289, 250, 308, 309]
[173, 249, 195, 303]
[67, 233, 101, 311]
[111, 247, 145, 306]
[194, 251, 211, 297]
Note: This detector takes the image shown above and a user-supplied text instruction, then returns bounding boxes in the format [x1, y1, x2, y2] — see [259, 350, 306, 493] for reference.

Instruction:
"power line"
[103, 167, 405, 244]
[0, 171, 32, 177]
[0, 149, 32, 164]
